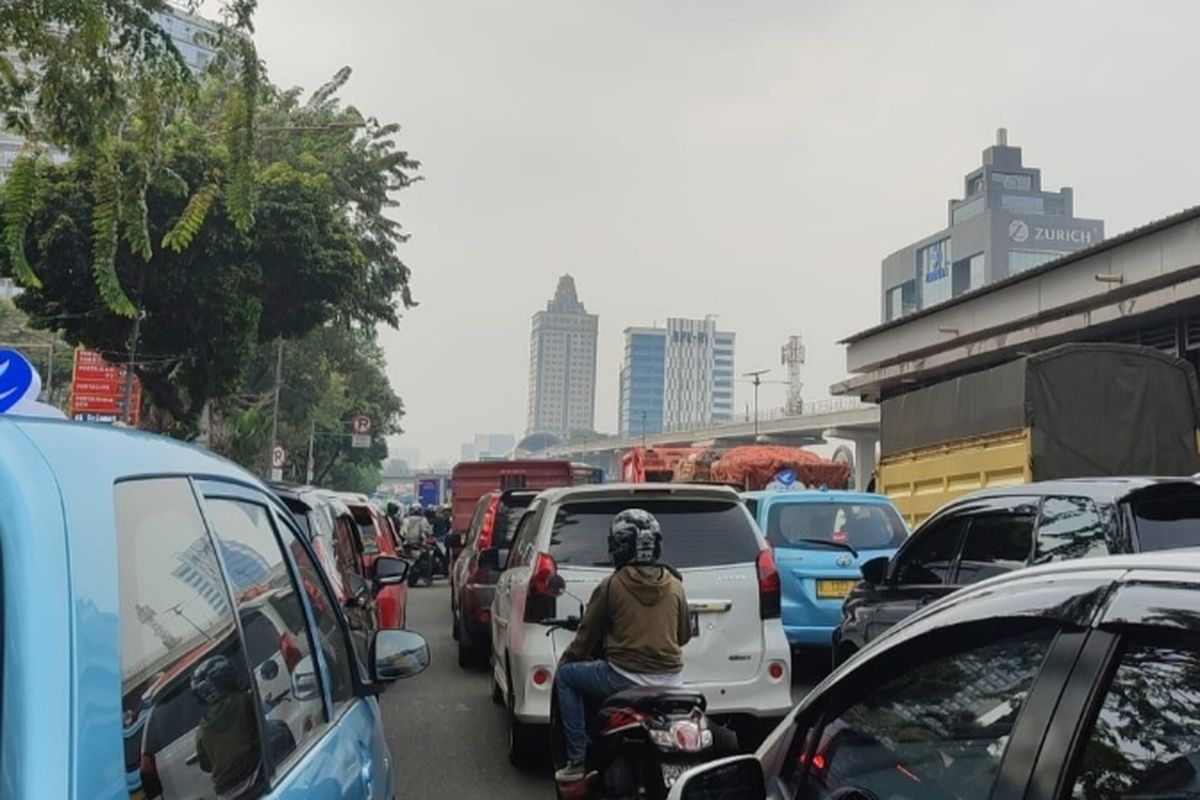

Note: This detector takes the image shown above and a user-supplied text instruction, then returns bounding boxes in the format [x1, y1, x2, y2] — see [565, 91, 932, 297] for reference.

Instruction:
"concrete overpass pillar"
[829, 428, 879, 491]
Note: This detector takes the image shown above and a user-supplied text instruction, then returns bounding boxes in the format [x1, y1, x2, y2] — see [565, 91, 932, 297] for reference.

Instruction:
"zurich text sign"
[1008, 219, 1098, 246]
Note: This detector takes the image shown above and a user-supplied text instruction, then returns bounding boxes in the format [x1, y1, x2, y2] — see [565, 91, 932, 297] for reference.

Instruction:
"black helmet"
[608, 509, 662, 567]
[190, 655, 240, 705]
[386, 501, 400, 516]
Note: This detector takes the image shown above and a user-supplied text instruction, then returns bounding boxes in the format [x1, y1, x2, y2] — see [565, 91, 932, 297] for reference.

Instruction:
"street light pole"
[744, 369, 770, 439]
[641, 410, 647, 449]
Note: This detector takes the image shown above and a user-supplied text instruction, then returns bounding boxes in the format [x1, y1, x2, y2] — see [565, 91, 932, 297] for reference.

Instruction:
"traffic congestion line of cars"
[0, 414, 430, 800]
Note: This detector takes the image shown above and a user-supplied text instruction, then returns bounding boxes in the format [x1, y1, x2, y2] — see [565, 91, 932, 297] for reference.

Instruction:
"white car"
[489, 483, 793, 766]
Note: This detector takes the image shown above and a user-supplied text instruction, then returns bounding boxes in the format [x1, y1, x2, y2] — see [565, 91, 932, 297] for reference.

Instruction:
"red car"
[341, 496, 409, 630]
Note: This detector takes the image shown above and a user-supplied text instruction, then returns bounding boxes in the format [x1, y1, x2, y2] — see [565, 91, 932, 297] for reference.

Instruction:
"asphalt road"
[380, 579, 820, 798]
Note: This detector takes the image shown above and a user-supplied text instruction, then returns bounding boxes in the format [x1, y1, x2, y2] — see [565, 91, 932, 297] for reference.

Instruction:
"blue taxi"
[0, 413, 427, 799]
[742, 489, 908, 649]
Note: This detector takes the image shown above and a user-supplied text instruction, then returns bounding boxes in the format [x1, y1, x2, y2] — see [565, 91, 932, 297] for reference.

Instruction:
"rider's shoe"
[555, 761, 586, 784]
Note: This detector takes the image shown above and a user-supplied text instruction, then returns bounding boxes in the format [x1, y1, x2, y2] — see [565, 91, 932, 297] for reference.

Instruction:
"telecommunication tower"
[781, 335, 806, 415]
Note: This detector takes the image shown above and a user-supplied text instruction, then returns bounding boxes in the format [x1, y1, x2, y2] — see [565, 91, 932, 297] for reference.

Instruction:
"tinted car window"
[497, 493, 536, 548]
[203, 498, 329, 766]
[766, 502, 907, 551]
[280, 517, 359, 705]
[466, 495, 491, 546]
[954, 512, 1035, 585]
[1130, 491, 1200, 551]
[796, 626, 1056, 800]
[1033, 496, 1109, 563]
[550, 499, 760, 569]
[114, 478, 263, 800]
[1071, 641, 1200, 798]
[895, 516, 964, 584]
[508, 504, 542, 568]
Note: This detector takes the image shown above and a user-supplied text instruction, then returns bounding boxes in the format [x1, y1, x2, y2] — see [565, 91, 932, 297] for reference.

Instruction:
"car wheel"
[458, 640, 484, 669]
[507, 672, 539, 768]
[833, 643, 858, 669]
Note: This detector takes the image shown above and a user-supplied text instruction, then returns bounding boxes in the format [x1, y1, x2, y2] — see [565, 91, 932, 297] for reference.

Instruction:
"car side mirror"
[677, 755, 766, 800]
[372, 629, 430, 681]
[548, 574, 566, 597]
[478, 547, 507, 571]
[374, 555, 409, 587]
[860, 555, 890, 585]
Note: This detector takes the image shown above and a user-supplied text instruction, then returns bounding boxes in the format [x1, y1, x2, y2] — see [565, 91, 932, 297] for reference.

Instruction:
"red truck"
[448, 460, 580, 557]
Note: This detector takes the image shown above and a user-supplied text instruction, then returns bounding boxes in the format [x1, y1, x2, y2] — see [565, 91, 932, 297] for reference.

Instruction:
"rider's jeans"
[556, 661, 634, 764]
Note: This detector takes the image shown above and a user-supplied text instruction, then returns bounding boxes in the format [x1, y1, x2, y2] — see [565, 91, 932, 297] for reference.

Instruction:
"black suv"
[833, 478, 1200, 666]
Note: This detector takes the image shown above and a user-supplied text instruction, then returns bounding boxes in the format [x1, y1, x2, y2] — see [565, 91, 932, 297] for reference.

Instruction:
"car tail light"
[140, 753, 163, 797]
[531, 668, 551, 687]
[476, 608, 491, 625]
[477, 495, 501, 551]
[757, 549, 781, 619]
[280, 632, 303, 673]
[524, 552, 559, 622]
[768, 661, 786, 681]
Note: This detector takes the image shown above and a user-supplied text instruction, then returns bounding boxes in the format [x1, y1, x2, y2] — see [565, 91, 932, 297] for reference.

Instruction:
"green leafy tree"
[1, 69, 418, 439]
[1, 0, 260, 315]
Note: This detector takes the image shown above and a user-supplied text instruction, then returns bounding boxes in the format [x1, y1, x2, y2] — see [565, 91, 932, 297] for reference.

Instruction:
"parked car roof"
[939, 476, 1200, 508]
[741, 489, 895, 504]
[3, 415, 254, 484]
[533, 482, 742, 503]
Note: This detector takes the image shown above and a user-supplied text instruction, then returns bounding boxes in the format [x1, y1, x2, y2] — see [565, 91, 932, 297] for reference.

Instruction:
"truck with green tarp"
[879, 343, 1200, 525]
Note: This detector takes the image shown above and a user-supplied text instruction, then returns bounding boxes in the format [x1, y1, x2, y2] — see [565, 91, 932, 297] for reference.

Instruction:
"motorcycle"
[406, 533, 448, 587]
[545, 617, 737, 800]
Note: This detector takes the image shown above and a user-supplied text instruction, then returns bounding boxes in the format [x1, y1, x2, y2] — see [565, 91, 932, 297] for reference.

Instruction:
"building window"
[919, 238, 952, 307]
[1009, 250, 1058, 274]
[1001, 194, 1045, 215]
[951, 252, 985, 297]
[887, 280, 917, 321]
[952, 195, 984, 225]
[990, 171, 1033, 191]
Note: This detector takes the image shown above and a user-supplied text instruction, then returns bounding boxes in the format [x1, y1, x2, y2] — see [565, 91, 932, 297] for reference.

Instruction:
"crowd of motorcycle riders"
[386, 501, 452, 585]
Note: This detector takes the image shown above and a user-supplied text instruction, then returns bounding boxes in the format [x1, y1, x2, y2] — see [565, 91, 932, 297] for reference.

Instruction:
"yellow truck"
[879, 343, 1200, 526]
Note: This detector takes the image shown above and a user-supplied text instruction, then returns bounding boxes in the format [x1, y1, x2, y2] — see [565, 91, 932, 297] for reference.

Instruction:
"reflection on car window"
[1071, 641, 1200, 798]
[796, 627, 1056, 800]
[280, 517, 359, 706]
[203, 498, 328, 767]
[550, 500, 760, 569]
[1034, 496, 1109, 564]
[896, 516, 963, 585]
[767, 502, 907, 551]
[1131, 491, 1200, 551]
[114, 478, 264, 800]
[955, 513, 1035, 585]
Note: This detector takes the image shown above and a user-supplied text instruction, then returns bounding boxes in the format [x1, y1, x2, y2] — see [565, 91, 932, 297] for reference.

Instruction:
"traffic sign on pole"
[351, 414, 373, 435]
[271, 445, 287, 469]
[351, 433, 371, 449]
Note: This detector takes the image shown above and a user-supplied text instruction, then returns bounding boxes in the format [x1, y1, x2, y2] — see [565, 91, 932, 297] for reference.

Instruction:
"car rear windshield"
[549, 498, 760, 569]
[1130, 489, 1200, 551]
[497, 494, 537, 548]
[766, 501, 908, 551]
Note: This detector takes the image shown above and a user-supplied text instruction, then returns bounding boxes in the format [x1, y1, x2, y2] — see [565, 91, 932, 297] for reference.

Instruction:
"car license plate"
[661, 761, 693, 787]
[817, 579, 857, 599]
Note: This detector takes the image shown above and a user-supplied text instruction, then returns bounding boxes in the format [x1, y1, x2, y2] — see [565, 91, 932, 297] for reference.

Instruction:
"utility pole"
[744, 369, 770, 439]
[641, 409, 648, 449]
[265, 338, 284, 478]
[306, 417, 316, 484]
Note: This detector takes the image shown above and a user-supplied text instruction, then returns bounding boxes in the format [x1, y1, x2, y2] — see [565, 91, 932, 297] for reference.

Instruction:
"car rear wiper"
[794, 538, 859, 558]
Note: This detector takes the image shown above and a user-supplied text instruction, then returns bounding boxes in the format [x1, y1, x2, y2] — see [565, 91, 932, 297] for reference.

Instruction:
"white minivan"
[489, 483, 794, 765]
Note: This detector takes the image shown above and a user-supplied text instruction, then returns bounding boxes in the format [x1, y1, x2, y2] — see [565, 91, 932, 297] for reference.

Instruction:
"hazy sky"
[252, 0, 1200, 465]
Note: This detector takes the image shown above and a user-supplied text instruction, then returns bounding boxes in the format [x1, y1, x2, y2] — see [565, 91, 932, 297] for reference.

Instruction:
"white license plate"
[661, 761, 692, 787]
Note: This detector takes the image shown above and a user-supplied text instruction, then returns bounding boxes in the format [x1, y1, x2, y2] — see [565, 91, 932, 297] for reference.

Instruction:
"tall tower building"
[526, 275, 599, 438]
[619, 317, 735, 436]
[881, 129, 1105, 321]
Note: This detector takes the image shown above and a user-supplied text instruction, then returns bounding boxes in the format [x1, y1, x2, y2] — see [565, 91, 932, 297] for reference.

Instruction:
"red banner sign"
[69, 348, 142, 426]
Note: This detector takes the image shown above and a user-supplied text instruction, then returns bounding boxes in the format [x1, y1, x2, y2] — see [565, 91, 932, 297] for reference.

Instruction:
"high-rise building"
[619, 317, 735, 436]
[526, 275, 599, 438]
[460, 433, 516, 462]
[881, 129, 1105, 321]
